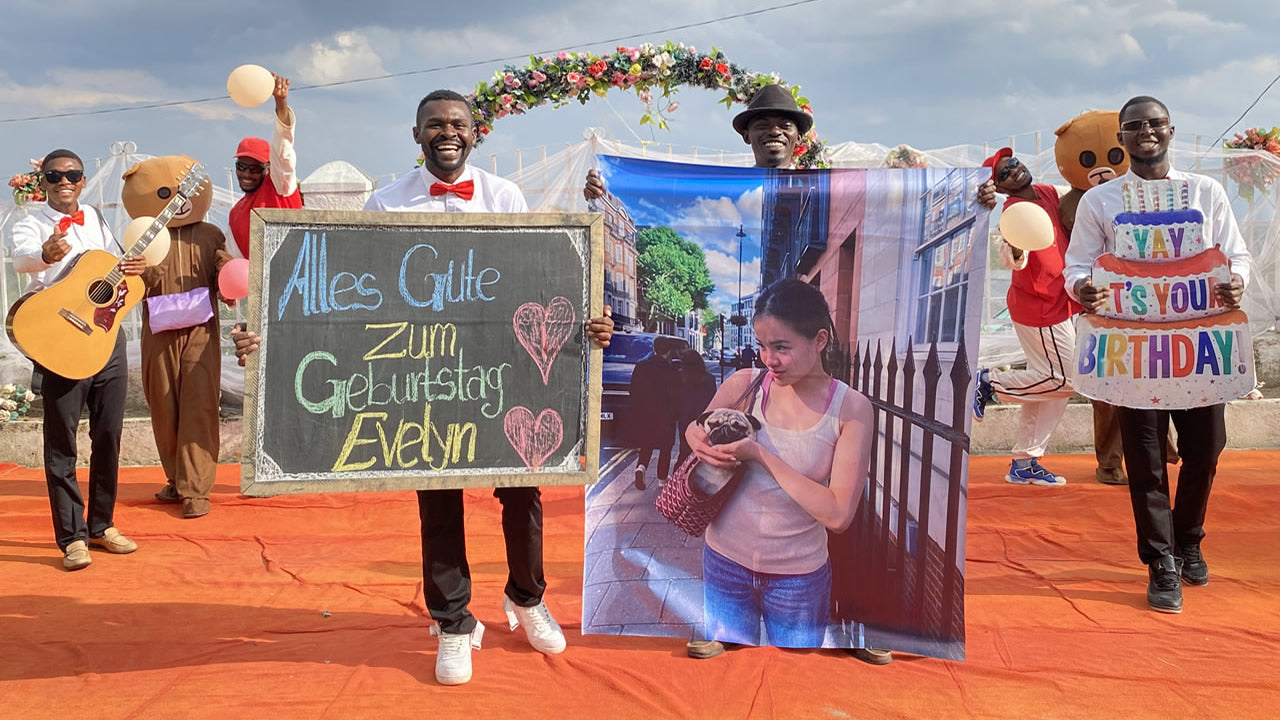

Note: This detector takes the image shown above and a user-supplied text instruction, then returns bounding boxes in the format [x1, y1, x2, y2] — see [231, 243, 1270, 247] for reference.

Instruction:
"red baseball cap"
[981, 147, 1013, 182]
[234, 137, 270, 164]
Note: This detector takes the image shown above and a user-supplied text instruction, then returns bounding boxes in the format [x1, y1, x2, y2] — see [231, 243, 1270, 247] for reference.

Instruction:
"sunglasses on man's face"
[1120, 117, 1171, 133]
[42, 169, 84, 184]
[996, 157, 1022, 182]
[235, 161, 266, 173]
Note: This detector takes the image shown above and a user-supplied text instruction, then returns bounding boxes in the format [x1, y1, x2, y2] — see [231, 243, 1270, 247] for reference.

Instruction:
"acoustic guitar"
[5, 164, 209, 380]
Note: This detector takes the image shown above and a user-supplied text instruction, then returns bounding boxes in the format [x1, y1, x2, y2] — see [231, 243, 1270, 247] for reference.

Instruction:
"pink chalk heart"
[513, 296, 576, 385]
[503, 407, 564, 471]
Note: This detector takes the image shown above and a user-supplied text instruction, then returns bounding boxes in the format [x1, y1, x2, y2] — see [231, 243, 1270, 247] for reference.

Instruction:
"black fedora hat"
[732, 84, 813, 136]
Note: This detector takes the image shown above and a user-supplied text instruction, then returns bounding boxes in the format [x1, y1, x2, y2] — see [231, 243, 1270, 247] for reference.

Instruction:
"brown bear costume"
[122, 155, 232, 517]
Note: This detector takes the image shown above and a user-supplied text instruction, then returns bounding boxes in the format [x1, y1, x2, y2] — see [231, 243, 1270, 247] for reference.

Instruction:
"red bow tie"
[57, 210, 85, 233]
[429, 180, 474, 201]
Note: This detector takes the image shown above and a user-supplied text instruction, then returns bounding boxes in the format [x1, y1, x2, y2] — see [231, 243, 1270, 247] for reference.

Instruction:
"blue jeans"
[702, 545, 830, 647]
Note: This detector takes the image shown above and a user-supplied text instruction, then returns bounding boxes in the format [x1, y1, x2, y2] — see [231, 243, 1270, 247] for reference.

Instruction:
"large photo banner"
[583, 156, 989, 661]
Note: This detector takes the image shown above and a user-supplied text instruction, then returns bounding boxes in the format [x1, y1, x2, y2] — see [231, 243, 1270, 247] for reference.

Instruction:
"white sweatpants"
[989, 318, 1076, 459]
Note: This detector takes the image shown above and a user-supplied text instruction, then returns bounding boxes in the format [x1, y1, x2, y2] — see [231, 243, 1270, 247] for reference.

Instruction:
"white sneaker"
[431, 621, 484, 685]
[503, 596, 566, 655]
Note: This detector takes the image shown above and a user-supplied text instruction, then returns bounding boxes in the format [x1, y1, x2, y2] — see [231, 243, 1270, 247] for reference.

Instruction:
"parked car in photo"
[600, 332, 688, 446]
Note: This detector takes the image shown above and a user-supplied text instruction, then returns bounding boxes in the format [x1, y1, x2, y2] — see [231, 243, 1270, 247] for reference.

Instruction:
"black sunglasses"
[1120, 117, 1171, 133]
[43, 169, 84, 184]
[996, 157, 1022, 182]
[235, 161, 266, 173]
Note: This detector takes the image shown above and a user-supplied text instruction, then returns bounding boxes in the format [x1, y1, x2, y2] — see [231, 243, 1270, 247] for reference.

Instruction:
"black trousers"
[1117, 404, 1226, 565]
[418, 486, 545, 634]
[637, 443, 673, 480]
[36, 333, 128, 551]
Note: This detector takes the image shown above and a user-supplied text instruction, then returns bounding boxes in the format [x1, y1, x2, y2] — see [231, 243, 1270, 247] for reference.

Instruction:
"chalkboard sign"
[240, 209, 603, 497]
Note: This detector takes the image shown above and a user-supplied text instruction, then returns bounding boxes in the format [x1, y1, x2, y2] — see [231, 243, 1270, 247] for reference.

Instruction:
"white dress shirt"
[1064, 168, 1251, 301]
[10, 204, 120, 292]
[363, 165, 528, 213]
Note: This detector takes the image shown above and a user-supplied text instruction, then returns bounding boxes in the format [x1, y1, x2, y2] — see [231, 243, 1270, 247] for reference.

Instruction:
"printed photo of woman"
[685, 279, 874, 647]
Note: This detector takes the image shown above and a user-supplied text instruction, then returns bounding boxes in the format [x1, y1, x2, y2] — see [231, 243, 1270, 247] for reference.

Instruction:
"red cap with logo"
[981, 147, 1013, 182]
[234, 137, 270, 164]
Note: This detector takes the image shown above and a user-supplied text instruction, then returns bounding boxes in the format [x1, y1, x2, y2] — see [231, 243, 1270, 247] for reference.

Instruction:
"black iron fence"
[827, 333, 970, 646]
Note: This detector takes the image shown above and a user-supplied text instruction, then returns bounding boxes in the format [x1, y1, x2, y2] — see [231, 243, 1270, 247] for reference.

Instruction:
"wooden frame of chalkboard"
[240, 208, 604, 497]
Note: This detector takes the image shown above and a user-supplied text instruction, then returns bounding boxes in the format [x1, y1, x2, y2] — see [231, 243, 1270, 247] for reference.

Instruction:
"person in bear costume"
[122, 155, 233, 518]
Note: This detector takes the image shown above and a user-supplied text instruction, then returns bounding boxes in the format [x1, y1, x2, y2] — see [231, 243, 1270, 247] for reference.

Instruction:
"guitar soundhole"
[87, 279, 116, 305]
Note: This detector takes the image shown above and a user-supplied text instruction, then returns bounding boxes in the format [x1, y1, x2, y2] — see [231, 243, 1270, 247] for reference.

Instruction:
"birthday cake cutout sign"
[1074, 178, 1255, 409]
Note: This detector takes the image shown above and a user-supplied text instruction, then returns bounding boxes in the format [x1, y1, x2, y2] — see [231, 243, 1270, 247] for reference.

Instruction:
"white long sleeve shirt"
[1064, 168, 1251, 301]
[10, 204, 120, 292]
[364, 165, 527, 213]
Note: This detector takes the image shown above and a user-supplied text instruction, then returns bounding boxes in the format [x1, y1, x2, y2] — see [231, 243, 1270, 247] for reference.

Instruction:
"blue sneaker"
[973, 369, 996, 421]
[1006, 459, 1067, 486]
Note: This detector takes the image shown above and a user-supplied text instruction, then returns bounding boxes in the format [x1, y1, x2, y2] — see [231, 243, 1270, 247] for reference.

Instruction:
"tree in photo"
[635, 226, 714, 331]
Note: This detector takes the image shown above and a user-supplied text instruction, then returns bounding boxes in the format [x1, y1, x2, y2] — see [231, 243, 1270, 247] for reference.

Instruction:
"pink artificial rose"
[700, 57, 713, 70]
[504, 73, 518, 88]
[566, 71, 583, 86]
[611, 71, 626, 86]
[557, 51, 569, 60]
[532, 70, 547, 82]
[500, 94, 515, 107]
[666, 101, 679, 112]
[588, 60, 608, 77]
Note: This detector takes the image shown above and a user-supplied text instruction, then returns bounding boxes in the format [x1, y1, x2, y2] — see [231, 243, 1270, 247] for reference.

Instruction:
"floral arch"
[463, 42, 827, 169]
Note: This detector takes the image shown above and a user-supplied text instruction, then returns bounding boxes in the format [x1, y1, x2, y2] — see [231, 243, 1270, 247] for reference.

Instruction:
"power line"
[1200, 68, 1280, 157]
[0, 0, 822, 125]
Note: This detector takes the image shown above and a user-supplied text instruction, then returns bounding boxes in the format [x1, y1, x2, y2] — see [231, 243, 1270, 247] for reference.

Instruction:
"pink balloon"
[219, 258, 250, 300]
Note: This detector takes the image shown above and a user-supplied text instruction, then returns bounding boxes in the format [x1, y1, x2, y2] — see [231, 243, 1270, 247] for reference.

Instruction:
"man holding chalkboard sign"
[233, 89, 614, 686]
[1065, 96, 1251, 615]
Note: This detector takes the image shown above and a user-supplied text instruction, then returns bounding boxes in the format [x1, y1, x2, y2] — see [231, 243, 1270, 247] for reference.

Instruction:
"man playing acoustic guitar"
[11, 149, 145, 571]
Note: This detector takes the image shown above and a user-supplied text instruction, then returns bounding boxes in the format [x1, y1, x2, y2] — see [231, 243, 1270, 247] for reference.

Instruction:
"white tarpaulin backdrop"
[4, 132, 1278, 397]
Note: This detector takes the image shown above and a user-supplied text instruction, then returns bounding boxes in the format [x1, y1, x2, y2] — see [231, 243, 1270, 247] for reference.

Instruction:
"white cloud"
[291, 30, 388, 85]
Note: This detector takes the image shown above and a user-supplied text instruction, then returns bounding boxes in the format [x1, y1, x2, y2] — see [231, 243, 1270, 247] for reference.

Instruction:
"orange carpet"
[1, 452, 1278, 720]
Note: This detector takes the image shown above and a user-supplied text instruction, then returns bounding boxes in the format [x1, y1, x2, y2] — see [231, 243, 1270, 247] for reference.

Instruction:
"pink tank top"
[705, 371, 848, 575]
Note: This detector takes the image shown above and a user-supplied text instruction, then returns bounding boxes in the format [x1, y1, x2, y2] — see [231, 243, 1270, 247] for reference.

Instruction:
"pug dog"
[689, 407, 762, 497]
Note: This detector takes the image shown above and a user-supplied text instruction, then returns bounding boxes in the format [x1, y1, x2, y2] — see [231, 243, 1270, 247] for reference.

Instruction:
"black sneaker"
[1179, 544, 1209, 586]
[1147, 555, 1183, 614]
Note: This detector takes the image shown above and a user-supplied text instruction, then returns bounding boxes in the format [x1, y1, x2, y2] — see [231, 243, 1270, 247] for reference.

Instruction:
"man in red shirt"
[973, 148, 1077, 486]
[227, 72, 303, 258]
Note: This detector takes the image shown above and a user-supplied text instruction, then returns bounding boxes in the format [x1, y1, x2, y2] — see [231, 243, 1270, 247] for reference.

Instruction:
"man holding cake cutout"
[1064, 96, 1251, 614]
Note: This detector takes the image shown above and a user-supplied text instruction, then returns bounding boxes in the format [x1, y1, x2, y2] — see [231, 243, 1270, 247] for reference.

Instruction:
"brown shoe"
[686, 640, 726, 659]
[88, 527, 137, 554]
[1096, 470, 1128, 486]
[154, 484, 181, 503]
[63, 540, 92, 571]
[183, 497, 211, 519]
[850, 648, 893, 665]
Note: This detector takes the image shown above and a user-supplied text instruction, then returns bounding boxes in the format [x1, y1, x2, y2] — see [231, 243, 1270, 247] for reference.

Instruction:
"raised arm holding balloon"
[227, 68, 303, 258]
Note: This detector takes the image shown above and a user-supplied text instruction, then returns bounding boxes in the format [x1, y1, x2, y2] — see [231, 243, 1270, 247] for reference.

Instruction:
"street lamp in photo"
[729, 225, 748, 360]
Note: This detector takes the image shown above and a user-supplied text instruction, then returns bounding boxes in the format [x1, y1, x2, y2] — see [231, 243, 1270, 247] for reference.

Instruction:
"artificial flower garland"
[463, 41, 827, 169]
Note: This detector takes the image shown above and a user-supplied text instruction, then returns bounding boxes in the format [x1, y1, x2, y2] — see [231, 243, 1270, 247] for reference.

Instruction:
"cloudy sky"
[2, 0, 1278, 187]
[598, 155, 764, 314]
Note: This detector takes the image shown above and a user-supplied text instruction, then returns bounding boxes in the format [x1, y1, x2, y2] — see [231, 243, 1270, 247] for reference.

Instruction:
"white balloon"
[122, 216, 171, 266]
[999, 202, 1056, 252]
[227, 64, 274, 107]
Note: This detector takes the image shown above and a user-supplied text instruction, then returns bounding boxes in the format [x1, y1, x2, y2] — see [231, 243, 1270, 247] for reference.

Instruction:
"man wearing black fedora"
[584, 85, 894, 667]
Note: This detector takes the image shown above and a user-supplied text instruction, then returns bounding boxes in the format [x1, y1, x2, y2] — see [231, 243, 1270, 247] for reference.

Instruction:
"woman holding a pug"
[685, 279, 874, 650]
